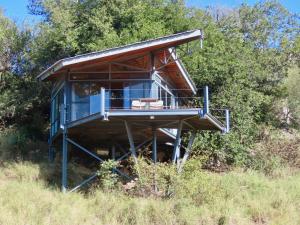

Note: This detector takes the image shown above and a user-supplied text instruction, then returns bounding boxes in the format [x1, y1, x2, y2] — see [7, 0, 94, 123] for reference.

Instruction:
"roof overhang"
[37, 29, 202, 93]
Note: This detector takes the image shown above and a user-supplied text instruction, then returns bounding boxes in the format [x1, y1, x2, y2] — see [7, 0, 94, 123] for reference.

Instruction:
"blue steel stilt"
[124, 121, 138, 162]
[62, 132, 68, 193]
[48, 138, 55, 163]
[152, 126, 158, 193]
[178, 132, 196, 173]
[172, 121, 183, 164]
[61, 76, 69, 193]
[111, 144, 116, 160]
[152, 127, 157, 163]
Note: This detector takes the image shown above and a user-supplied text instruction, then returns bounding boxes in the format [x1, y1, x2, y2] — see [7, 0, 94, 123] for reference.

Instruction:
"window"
[90, 83, 102, 114]
[71, 83, 90, 120]
[130, 81, 151, 99]
[123, 81, 151, 108]
[50, 89, 63, 137]
[71, 82, 110, 121]
[70, 73, 109, 80]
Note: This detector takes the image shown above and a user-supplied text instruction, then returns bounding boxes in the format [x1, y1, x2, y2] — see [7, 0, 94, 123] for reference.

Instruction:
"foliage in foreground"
[1, 128, 300, 224]
[0, 160, 299, 225]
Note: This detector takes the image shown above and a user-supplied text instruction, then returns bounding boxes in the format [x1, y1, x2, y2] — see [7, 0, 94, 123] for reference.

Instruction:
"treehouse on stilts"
[37, 30, 230, 192]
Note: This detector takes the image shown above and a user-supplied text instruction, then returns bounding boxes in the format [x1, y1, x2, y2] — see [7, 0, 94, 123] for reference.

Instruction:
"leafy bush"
[96, 160, 120, 191]
[0, 128, 48, 162]
[249, 127, 300, 175]
[126, 157, 180, 197]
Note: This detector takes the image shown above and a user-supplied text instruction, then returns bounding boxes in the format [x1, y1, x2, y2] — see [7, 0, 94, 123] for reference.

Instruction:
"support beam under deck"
[172, 120, 183, 164]
[152, 127, 157, 163]
[62, 132, 68, 193]
[178, 132, 196, 173]
[124, 121, 138, 163]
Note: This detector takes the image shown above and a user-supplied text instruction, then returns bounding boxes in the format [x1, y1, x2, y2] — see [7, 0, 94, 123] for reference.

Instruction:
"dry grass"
[0, 161, 299, 225]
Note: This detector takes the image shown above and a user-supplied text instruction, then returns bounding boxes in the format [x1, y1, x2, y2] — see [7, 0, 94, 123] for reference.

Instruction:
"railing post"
[203, 86, 209, 115]
[225, 109, 230, 133]
[100, 87, 107, 120]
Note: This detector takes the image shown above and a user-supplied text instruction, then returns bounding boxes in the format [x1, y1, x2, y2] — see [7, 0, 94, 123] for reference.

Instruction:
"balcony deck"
[59, 108, 225, 148]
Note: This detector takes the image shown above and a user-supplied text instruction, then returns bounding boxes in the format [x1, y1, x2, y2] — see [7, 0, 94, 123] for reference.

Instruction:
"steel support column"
[48, 142, 55, 163]
[111, 144, 116, 160]
[124, 121, 138, 162]
[62, 132, 68, 193]
[178, 132, 196, 173]
[61, 76, 69, 193]
[152, 127, 157, 163]
[172, 120, 183, 164]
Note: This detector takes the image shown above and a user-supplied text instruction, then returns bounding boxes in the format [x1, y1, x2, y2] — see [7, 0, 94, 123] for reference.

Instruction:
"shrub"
[248, 127, 300, 175]
[96, 160, 120, 191]
[129, 157, 180, 198]
[0, 128, 48, 162]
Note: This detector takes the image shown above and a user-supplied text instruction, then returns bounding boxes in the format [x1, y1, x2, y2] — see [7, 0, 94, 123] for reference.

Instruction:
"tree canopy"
[0, 0, 299, 166]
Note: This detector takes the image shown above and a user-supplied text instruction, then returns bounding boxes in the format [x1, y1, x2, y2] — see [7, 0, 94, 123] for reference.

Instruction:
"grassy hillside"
[0, 161, 299, 225]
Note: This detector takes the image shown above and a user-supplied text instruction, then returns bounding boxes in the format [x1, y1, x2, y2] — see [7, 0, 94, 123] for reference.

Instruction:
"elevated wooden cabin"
[38, 30, 230, 192]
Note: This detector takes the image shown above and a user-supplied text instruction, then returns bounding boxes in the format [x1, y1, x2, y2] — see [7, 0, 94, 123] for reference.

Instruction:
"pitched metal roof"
[37, 29, 202, 93]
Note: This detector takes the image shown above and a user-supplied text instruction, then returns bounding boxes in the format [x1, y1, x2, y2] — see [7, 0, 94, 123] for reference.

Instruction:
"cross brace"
[115, 139, 152, 161]
[65, 138, 131, 192]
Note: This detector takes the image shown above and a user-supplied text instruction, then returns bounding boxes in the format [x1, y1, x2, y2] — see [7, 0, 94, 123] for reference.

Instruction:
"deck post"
[62, 131, 68, 193]
[172, 120, 183, 164]
[48, 136, 53, 162]
[225, 109, 230, 133]
[111, 144, 116, 160]
[203, 86, 209, 115]
[124, 121, 138, 163]
[62, 75, 69, 193]
[61, 102, 68, 192]
[49, 145, 55, 163]
[178, 132, 196, 173]
[152, 126, 158, 193]
[152, 127, 157, 163]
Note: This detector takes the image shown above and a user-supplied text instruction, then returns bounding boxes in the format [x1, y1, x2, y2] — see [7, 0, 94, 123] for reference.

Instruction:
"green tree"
[1, 0, 299, 166]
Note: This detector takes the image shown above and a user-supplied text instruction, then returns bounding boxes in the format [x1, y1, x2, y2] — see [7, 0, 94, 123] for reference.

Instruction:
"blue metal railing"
[66, 85, 230, 132]
[69, 88, 208, 121]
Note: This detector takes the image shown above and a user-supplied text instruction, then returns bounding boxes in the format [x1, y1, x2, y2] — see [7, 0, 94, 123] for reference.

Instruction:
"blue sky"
[0, 0, 299, 25]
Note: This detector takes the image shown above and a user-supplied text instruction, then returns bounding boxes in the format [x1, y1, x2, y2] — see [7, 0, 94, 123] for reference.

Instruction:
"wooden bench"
[131, 98, 164, 110]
